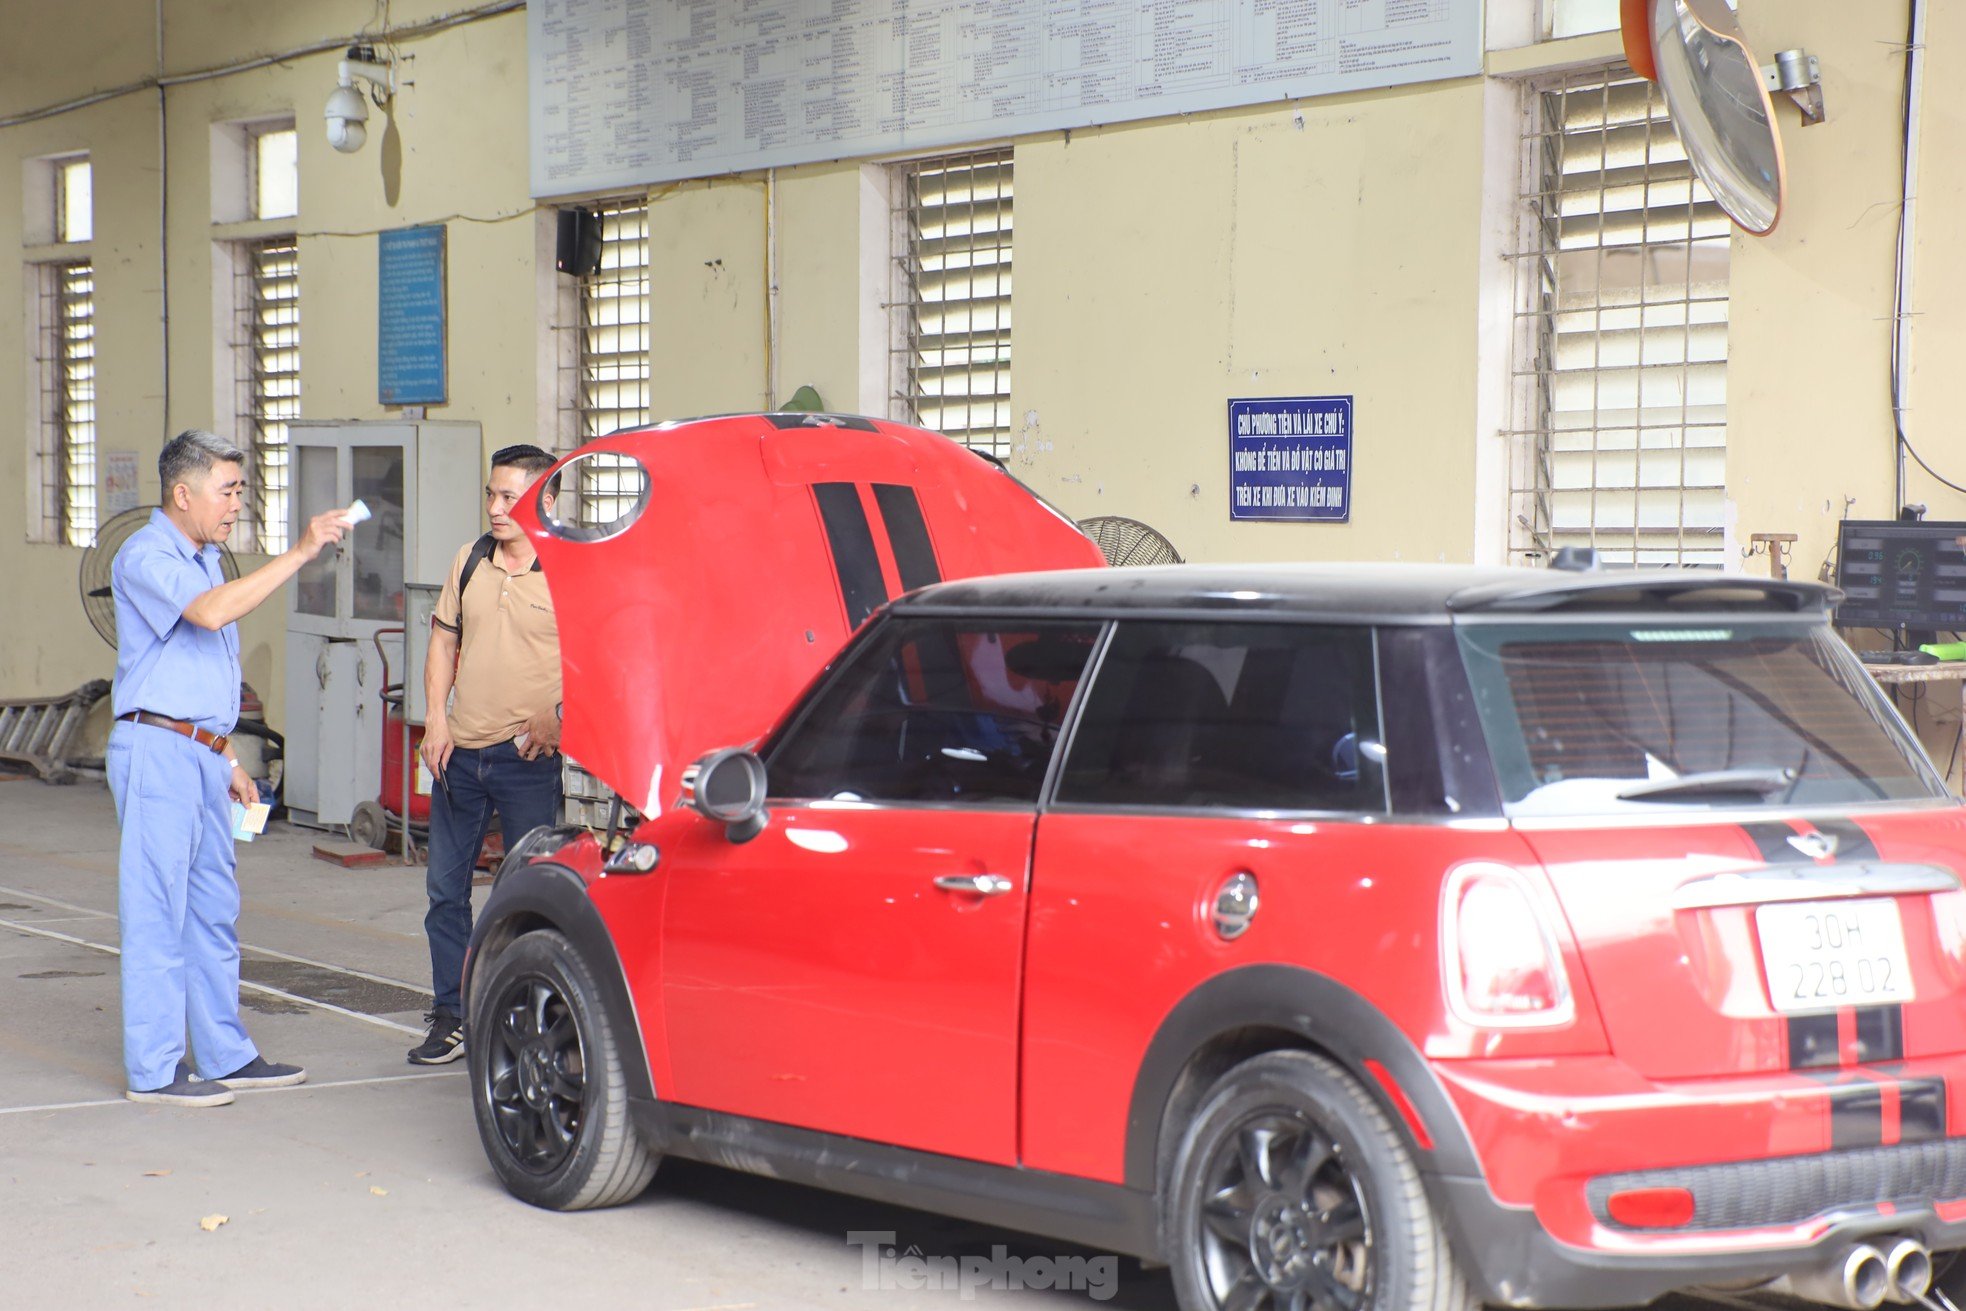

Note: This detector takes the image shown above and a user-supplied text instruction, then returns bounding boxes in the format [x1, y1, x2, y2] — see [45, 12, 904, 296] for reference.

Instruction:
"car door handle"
[933, 874, 1014, 897]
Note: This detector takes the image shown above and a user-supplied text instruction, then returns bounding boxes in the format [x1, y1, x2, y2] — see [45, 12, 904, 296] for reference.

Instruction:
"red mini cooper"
[464, 414, 1966, 1311]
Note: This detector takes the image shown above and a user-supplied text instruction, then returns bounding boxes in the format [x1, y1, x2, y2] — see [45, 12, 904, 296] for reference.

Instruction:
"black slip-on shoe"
[126, 1077, 234, 1108]
[215, 1057, 307, 1089]
[408, 1009, 465, 1065]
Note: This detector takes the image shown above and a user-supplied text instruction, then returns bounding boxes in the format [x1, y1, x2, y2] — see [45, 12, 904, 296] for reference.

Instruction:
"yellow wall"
[1014, 81, 1487, 563]
[3, 0, 1963, 760]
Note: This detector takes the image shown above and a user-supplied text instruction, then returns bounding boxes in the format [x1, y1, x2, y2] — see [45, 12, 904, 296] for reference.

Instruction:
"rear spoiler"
[1447, 573, 1839, 616]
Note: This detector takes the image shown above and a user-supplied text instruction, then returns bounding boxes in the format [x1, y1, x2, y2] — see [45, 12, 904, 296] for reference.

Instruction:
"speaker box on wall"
[556, 208, 602, 277]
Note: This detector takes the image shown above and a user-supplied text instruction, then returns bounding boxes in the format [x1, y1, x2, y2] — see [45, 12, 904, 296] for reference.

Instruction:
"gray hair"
[158, 428, 247, 496]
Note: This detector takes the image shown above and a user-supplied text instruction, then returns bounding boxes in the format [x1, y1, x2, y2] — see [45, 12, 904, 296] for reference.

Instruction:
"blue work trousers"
[106, 721, 258, 1091]
[425, 740, 562, 1015]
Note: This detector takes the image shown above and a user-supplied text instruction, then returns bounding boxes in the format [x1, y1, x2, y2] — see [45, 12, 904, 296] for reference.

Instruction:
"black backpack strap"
[449, 533, 499, 641]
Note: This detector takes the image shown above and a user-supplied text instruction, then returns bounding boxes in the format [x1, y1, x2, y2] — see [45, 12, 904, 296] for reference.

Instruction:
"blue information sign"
[378, 226, 447, 406]
[1228, 395, 1353, 522]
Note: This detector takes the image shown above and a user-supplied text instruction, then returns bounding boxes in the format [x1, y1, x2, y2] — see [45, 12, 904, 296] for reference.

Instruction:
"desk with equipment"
[1837, 518, 1966, 789]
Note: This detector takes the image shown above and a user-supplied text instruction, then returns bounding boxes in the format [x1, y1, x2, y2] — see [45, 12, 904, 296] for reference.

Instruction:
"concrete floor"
[0, 777, 1745, 1311]
[0, 777, 1184, 1310]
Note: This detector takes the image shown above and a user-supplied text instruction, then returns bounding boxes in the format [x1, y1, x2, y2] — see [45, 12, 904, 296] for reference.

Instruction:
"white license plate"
[1756, 898, 1915, 1014]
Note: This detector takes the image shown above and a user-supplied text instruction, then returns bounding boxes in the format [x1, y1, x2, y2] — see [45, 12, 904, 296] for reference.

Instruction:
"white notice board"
[529, 0, 1483, 198]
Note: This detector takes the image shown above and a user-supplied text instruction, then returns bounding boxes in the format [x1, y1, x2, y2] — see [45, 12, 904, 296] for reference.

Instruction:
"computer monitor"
[1834, 519, 1966, 631]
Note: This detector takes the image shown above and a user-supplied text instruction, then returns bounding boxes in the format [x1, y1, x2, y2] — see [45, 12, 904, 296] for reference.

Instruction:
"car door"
[1017, 619, 1560, 1182]
[657, 614, 1101, 1166]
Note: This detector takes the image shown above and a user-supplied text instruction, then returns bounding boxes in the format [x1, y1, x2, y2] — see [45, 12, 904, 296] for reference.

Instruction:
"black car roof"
[893, 563, 1839, 624]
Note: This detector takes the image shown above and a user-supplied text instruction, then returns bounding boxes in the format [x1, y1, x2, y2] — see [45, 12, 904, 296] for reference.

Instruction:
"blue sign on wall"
[378, 226, 447, 406]
[1228, 395, 1353, 523]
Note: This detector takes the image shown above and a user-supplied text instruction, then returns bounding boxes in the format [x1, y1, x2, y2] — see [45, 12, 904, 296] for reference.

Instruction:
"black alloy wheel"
[1195, 1112, 1372, 1311]
[468, 928, 657, 1210]
[1167, 1051, 1475, 1311]
[484, 970, 587, 1173]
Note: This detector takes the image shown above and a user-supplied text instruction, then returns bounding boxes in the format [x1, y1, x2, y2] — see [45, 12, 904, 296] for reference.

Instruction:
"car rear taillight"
[1441, 863, 1575, 1028]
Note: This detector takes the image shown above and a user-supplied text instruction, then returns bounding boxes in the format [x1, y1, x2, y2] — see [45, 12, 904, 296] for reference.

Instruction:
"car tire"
[468, 928, 658, 1210]
[1165, 1050, 1476, 1311]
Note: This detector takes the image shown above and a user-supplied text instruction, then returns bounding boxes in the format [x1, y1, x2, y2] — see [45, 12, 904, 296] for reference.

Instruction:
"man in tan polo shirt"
[409, 444, 564, 1064]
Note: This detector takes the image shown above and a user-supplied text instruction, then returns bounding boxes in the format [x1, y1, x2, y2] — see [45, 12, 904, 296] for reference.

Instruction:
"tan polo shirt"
[432, 540, 562, 750]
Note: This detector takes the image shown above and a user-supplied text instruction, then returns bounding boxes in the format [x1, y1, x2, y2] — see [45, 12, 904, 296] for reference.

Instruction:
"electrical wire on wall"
[0, 0, 521, 129]
[1890, 0, 1966, 504]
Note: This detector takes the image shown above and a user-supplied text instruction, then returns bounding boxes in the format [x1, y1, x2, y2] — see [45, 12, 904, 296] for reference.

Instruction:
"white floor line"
[0, 880, 433, 997]
[0, 916, 425, 1037]
[0, 1068, 465, 1117]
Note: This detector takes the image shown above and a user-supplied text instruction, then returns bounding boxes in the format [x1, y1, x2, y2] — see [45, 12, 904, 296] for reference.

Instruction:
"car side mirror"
[690, 747, 770, 844]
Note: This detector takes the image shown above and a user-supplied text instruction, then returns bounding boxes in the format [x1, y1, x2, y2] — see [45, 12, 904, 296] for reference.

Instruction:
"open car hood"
[513, 414, 1107, 816]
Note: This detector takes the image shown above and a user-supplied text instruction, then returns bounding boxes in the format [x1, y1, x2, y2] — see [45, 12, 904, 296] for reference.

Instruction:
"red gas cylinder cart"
[349, 627, 430, 856]
[353, 628, 507, 871]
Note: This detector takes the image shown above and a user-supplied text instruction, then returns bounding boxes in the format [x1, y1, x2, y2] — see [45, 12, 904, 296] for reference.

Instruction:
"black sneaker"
[126, 1076, 234, 1108]
[408, 1009, 464, 1065]
[217, 1056, 308, 1088]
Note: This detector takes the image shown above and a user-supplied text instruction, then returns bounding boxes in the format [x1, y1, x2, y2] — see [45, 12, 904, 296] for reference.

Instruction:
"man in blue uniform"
[110, 429, 352, 1106]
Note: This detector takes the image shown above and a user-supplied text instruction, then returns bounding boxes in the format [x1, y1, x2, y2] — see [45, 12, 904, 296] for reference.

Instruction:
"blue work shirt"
[110, 509, 241, 734]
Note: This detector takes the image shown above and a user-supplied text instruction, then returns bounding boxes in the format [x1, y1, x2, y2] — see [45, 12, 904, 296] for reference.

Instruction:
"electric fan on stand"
[79, 507, 243, 647]
[78, 508, 285, 811]
[1077, 515, 1184, 567]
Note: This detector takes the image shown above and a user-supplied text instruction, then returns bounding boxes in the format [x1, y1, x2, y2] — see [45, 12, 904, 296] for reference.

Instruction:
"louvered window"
[233, 237, 299, 553]
[35, 260, 96, 546]
[1508, 69, 1730, 567]
[572, 201, 651, 529]
[893, 150, 1012, 458]
[559, 200, 653, 834]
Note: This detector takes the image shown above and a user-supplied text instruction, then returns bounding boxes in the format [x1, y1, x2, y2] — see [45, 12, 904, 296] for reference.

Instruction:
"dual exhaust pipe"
[1771, 1238, 1932, 1309]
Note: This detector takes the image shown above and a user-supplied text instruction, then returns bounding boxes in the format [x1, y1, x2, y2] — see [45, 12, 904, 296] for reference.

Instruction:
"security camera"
[326, 49, 393, 155]
[325, 83, 369, 153]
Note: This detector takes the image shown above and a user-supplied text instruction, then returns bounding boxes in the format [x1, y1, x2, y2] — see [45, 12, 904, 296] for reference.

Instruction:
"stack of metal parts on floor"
[0, 680, 110, 783]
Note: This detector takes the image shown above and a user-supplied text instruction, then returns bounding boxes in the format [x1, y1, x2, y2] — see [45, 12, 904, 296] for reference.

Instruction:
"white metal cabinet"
[283, 420, 480, 826]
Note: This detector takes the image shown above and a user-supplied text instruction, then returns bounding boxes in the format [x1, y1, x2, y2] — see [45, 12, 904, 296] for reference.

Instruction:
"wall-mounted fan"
[1079, 515, 1184, 567]
[79, 507, 241, 648]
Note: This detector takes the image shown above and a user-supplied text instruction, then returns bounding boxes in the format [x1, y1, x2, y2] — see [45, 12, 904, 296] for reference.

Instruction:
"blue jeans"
[424, 740, 562, 1015]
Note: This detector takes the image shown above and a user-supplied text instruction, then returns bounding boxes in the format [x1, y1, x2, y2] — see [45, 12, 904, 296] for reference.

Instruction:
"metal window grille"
[1507, 69, 1730, 568]
[892, 150, 1013, 457]
[561, 200, 652, 831]
[234, 237, 300, 554]
[571, 201, 651, 529]
[34, 260, 96, 546]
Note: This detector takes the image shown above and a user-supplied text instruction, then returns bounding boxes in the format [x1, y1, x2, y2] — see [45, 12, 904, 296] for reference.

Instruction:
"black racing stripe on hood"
[813, 483, 888, 628]
[872, 484, 941, 593]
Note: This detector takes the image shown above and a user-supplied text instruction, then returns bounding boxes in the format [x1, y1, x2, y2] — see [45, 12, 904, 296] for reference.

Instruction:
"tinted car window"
[1057, 621, 1385, 812]
[766, 618, 1101, 804]
[1457, 619, 1948, 814]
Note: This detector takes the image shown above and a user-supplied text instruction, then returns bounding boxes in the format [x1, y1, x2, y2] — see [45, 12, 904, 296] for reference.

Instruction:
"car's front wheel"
[468, 928, 657, 1210]
[1165, 1050, 1476, 1311]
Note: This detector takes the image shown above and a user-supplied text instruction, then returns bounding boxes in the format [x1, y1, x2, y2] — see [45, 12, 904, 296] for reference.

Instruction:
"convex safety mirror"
[1629, 0, 1786, 234]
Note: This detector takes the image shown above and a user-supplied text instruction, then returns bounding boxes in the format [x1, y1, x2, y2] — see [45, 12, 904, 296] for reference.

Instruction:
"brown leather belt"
[118, 711, 232, 759]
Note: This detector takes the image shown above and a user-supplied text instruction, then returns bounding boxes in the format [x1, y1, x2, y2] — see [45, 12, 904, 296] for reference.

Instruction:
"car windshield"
[1455, 619, 1947, 815]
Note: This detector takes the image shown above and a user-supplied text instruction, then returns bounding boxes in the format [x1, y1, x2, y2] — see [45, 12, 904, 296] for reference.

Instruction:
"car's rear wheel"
[1166, 1050, 1476, 1311]
[469, 929, 657, 1210]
